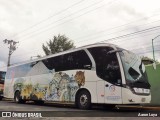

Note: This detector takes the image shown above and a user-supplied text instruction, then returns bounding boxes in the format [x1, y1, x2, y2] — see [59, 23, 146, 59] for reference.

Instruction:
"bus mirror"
[107, 49, 122, 54]
[153, 62, 156, 70]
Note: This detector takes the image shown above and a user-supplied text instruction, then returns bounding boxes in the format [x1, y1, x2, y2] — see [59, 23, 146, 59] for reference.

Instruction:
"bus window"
[0, 71, 6, 81]
[88, 47, 121, 85]
[43, 50, 92, 72]
[0, 71, 6, 100]
[62, 50, 92, 71]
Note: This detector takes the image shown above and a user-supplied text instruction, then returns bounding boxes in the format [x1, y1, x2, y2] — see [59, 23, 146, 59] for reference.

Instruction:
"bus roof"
[8, 43, 118, 68]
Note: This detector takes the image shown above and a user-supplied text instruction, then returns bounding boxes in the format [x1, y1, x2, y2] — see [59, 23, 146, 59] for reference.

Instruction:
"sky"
[0, 0, 160, 71]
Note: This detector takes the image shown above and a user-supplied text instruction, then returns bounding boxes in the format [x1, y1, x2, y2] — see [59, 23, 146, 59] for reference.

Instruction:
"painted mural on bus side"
[13, 61, 85, 102]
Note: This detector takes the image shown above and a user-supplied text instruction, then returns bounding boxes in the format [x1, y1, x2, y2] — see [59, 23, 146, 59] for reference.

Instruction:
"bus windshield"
[119, 49, 150, 89]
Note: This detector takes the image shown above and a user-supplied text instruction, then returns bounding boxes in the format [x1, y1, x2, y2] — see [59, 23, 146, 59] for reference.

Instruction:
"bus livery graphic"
[13, 65, 83, 102]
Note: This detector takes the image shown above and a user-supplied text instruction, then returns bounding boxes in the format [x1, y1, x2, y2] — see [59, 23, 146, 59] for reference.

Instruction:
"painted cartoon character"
[21, 84, 33, 99]
[68, 82, 79, 101]
[59, 73, 70, 101]
[30, 86, 46, 100]
[47, 73, 61, 96]
[74, 71, 85, 87]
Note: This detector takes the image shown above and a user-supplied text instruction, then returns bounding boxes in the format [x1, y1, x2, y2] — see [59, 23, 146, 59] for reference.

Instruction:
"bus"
[0, 71, 6, 100]
[4, 43, 151, 109]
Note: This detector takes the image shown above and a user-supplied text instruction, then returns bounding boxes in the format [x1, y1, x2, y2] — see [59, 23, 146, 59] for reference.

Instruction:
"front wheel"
[14, 91, 26, 104]
[77, 90, 91, 109]
[0, 96, 3, 101]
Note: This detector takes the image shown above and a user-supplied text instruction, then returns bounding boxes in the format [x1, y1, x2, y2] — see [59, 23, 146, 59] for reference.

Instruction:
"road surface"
[0, 100, 159, 120]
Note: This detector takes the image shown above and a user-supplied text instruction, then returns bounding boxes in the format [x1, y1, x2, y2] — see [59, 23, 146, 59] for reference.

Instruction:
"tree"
[42, 34, 75, 55]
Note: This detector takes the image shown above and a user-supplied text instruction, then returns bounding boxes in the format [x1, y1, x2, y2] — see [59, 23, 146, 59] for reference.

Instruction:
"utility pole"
[3, 39, 19, 66]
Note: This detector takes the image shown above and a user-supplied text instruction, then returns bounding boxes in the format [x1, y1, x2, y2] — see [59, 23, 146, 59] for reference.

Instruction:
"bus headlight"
[133, 88, 150, 94]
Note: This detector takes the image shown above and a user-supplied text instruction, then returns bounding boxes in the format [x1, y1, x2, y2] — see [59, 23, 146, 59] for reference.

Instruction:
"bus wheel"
[77, 90, 91, 109]
[34, 100, 44, 105]
[14, 91, 26, 104]
[0, 96, 3, 101]
[104, 104, 116, 110]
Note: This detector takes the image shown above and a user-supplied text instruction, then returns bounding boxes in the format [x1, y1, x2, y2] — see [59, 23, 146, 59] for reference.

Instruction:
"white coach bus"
[4, 43, 151, 109]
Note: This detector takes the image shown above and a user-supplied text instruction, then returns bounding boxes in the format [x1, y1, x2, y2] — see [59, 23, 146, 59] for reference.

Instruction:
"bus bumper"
[122, 88, 151, 104]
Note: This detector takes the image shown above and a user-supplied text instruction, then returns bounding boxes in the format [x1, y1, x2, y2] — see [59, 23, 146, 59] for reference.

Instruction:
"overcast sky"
[0, 0, 160, 71]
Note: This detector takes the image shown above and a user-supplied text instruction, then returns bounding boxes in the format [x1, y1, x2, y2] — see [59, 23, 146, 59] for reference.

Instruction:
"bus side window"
[62, 50, 92, 71]
[88, 47, 121, 85]
[43, 50, 92, 72]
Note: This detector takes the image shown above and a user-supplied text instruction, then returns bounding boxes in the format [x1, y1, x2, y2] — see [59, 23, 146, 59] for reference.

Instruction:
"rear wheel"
[77, 90, 91, 109]
[14, 91, 26, 104]
[34, 100, 44, 105]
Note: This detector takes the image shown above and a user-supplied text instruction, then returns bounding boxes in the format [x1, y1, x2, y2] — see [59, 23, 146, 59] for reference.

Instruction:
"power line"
[131, 45, 160, 51]
[9, 0, 86, 39]
[17, 21, 160, 55]
[6, 0, 160, 44]
[15, 0, 117, 42]
[74, 25, 160, 45]
[12, 49, 42, 58]
[137, 50, 160, 55]
[74, 18, 160, 44]
[72, 13, 160, 41]
[32, 12, 157, 47]
[3, 17, 160, 56]
[12, 3, 160, 43]
[14, 0, 105, 39]
[74, 24, 160, 45]
[98, 25, 160, 43]
[2, 24, 160, 67]
[112, 30, 160, 46]
[11, 25, 160, 59]
[21, 14, 160, 46]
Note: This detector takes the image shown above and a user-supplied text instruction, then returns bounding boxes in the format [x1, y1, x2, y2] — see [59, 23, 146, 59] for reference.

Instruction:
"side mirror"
[107, 49, 122, 54]
[153, 62, 156, 70]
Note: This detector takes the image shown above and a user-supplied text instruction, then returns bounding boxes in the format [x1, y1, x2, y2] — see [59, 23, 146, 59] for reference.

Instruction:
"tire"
[104, 104, 115, 110]
[14, 91, 26, 104]
[34, 100, 44, 105]
[0, 96, 3, 101]
[77, 90, 91, 109]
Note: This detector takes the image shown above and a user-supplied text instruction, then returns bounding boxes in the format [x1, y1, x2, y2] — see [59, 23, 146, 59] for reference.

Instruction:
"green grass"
[145, 64, 160, 104]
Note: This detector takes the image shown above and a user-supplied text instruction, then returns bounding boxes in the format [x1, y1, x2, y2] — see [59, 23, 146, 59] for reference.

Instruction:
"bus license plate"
[141, 98, 146, 102]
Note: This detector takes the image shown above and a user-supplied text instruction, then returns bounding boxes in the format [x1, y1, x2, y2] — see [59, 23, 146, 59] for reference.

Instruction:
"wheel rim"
[16, 96, 19, 102]
[80, 94, 88, 106]
[15, 92, 19, 102]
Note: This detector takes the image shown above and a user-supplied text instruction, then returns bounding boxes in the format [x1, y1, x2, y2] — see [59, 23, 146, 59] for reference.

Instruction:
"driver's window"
[88, 47, 121, 85]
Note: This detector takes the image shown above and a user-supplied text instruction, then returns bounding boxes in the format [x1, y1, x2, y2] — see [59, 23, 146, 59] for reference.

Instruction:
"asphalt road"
[0, 100, 160, 120]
